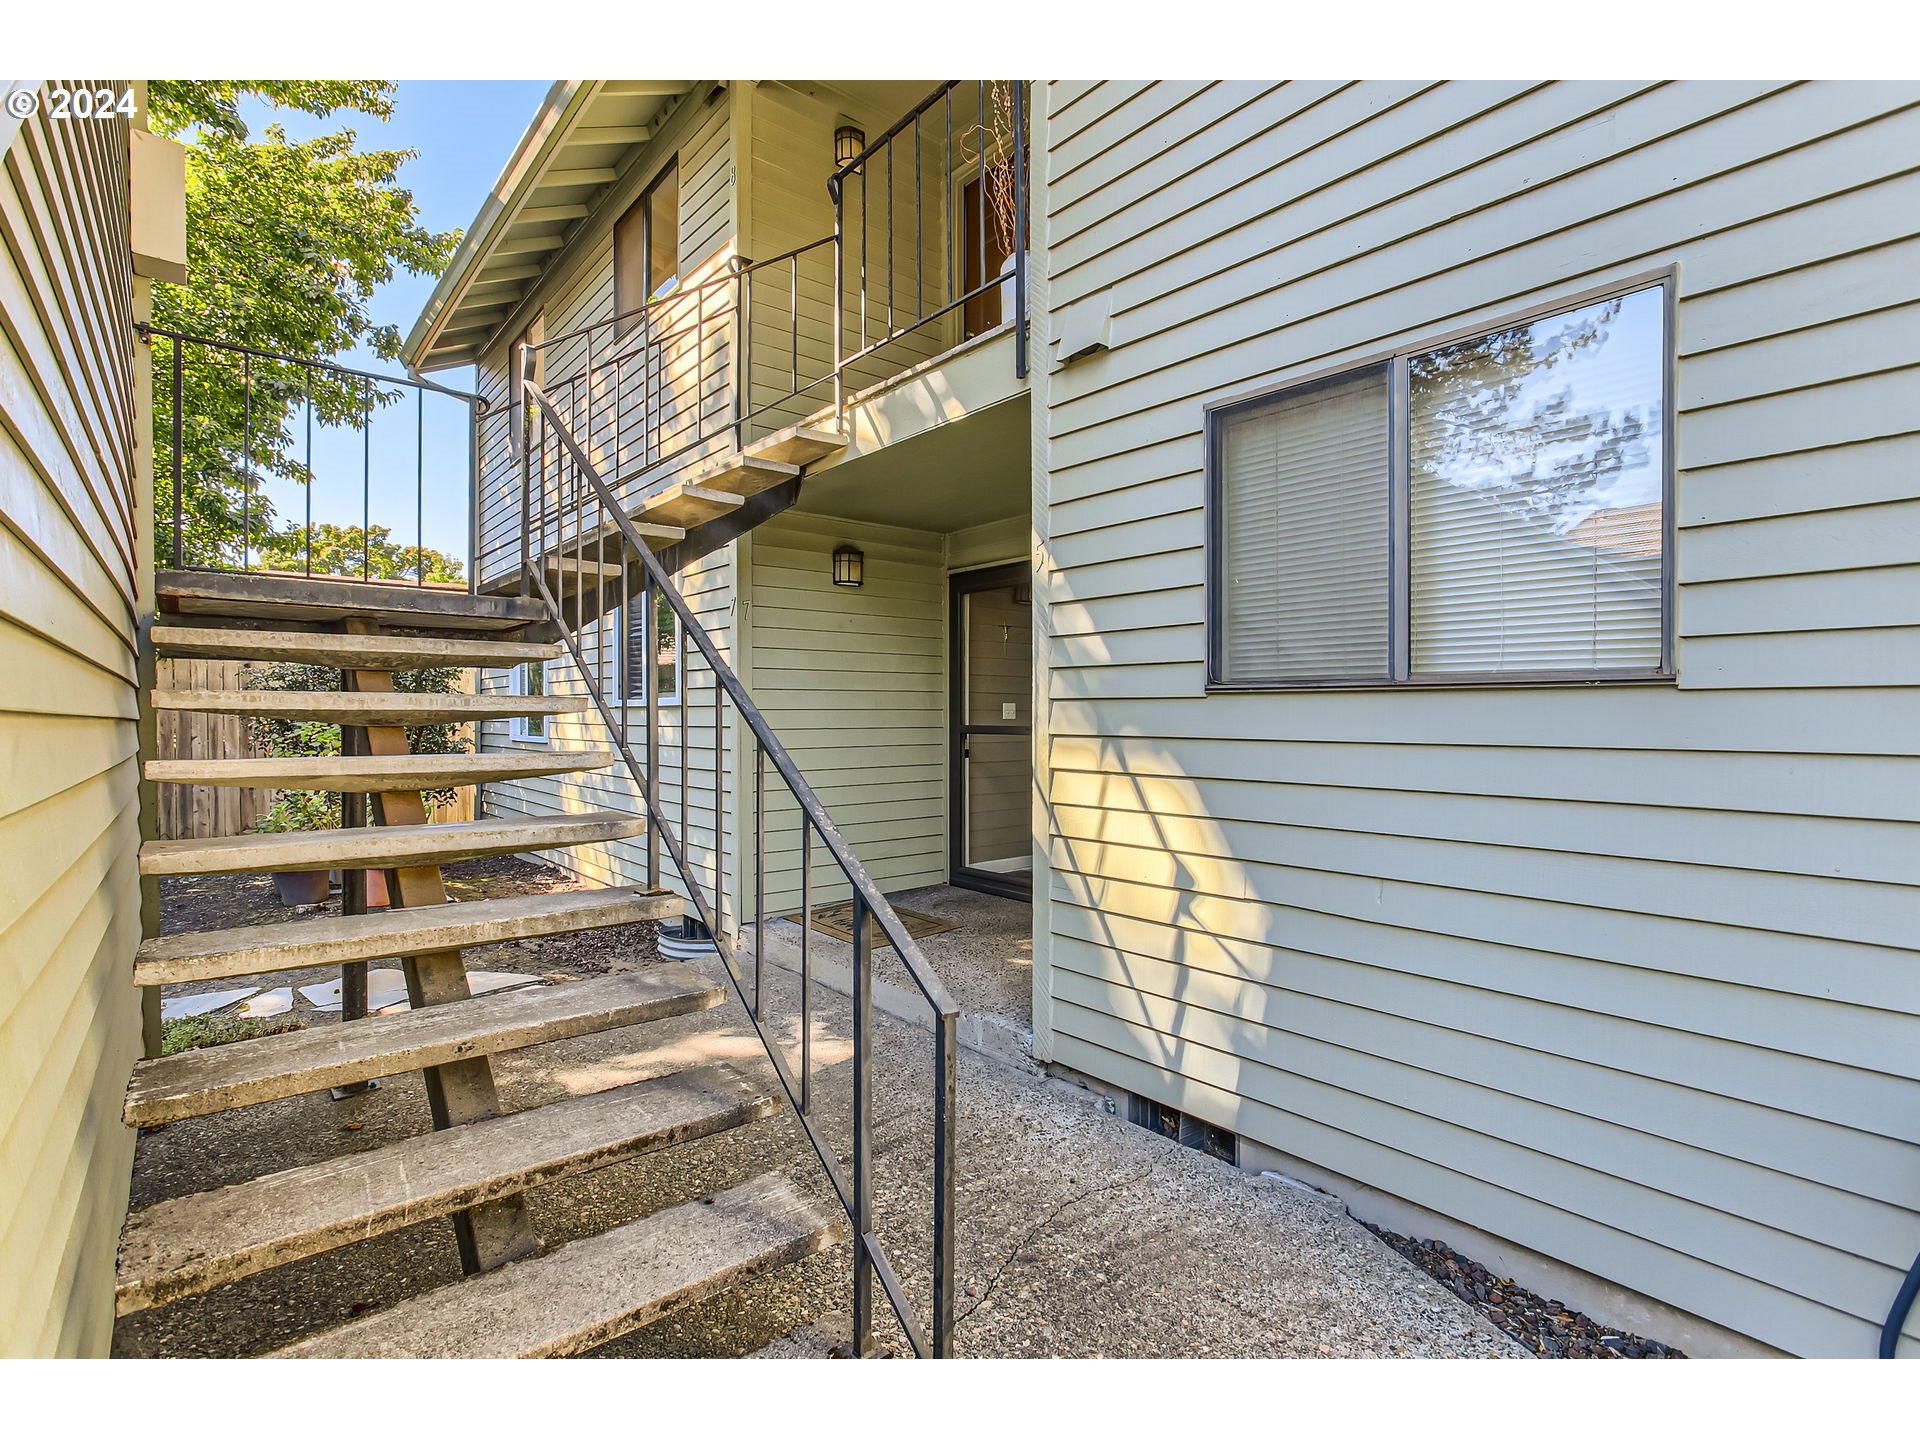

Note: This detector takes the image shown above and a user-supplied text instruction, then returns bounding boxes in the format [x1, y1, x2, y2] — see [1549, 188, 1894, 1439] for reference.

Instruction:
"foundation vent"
[1126, 1094, 1238, 1165]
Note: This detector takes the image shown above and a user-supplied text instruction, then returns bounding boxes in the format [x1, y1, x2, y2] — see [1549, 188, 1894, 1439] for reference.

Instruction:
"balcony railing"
[480, 82, 1030, 591]
[139, 324, 486, 589]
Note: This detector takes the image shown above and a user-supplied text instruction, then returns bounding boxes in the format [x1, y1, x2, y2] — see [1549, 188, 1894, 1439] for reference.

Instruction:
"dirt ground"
[118, 859, 1521, 1360]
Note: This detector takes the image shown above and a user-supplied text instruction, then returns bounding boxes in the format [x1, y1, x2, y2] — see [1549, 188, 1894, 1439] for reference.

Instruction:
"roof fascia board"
[403, 79, 592, 368]
[469, 82, 724, 372]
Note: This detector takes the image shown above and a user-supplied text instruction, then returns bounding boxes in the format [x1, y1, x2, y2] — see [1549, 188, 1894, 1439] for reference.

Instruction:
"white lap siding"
[1033, 79, 1920, 1357]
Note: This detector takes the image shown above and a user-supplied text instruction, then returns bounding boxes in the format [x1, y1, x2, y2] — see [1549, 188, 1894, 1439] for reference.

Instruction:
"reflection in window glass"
[623, 590, 681, 706]
[1409, 287, 1665, 674]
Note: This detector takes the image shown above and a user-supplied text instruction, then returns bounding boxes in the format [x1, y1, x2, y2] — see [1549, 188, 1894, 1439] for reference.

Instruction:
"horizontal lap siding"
[0, 97, 141, 1356]
[476, 542, 737, 919]
[475, 97, 734, 589]
[1035, 79, 1920, 1357]
[743, 512, 946, 912]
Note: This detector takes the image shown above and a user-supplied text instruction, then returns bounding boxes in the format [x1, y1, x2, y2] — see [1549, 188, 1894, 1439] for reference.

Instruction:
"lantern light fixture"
[834, 120, 866, 169]
[832, 543, 864, 588]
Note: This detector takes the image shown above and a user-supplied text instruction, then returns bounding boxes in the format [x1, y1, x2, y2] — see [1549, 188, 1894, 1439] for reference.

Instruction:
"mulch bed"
[1366, 1225, 1686, 1358]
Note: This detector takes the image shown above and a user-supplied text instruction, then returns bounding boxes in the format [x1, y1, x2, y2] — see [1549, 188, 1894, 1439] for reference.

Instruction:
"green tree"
[256, 522, 464, 583]
[146, 82, 458, 567]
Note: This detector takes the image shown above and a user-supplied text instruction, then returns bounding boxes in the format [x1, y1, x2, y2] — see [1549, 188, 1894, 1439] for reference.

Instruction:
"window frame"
[1204, 269, 1677, 692]
[617, 595, 682, 711]
[507, 660, 553, 743]
[614, 156, 680, 335]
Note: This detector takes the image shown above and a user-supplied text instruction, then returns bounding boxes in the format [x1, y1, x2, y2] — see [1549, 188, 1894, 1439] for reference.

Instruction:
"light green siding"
[743, 511, 947, 912]
[0, 94, 144, 1356]
[1032, 79, 1920, 1358]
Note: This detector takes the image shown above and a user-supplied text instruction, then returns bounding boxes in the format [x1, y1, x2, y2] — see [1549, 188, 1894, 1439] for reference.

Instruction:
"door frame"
[948, 562, 1033, 900]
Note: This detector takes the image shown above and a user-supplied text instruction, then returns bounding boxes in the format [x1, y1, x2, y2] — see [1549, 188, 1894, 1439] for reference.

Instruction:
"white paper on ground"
[160, 987, 258, 1020]
[236, 987, 294, 1018]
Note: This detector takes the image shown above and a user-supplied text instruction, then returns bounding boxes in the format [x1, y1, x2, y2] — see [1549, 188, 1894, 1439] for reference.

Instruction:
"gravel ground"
[1364, 1227, 1685, 1358]
[120, 858, 1524, 1360]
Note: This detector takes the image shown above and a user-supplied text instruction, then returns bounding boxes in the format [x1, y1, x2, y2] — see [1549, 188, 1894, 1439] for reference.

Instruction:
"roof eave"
[403, 79, 590, 372]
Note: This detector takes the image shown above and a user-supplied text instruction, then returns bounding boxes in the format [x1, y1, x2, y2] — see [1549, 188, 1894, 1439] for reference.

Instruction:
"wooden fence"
[152, 659, 478, 840]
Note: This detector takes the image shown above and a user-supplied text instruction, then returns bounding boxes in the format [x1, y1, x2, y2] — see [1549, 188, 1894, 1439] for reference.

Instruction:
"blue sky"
[236, 80, 550, 572]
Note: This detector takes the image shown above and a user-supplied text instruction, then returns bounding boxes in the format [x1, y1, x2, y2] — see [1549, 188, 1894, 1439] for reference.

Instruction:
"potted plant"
[251, 788, 337, 905]
[244, 661, 472, 908]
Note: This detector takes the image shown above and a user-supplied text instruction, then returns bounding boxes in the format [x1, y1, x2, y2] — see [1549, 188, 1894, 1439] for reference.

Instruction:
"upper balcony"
[461, 80, 1031, 592]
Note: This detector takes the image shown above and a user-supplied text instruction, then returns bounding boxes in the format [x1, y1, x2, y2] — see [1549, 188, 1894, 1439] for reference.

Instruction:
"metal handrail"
[522, 372, 959, 1356]
[135, 323, 487, 591]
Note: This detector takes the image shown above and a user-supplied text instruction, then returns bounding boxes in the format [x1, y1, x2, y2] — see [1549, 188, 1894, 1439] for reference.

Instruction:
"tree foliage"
[256, 522, 464, 583]
[147, 81, 458, 567]
[244, 660, 471, 830]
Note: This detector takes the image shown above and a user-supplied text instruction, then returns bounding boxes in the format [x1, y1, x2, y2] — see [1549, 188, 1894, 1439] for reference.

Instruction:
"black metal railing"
[522, 372, 960, 1357]
[478, 244, 839, 589]
[828, 80, 1029, 408]
[485, 81, 1032, 592]
[139, 324, 487, 589]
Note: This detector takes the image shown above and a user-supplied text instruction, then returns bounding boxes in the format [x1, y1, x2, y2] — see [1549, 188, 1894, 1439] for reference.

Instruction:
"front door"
[950, 563, 1033, 898]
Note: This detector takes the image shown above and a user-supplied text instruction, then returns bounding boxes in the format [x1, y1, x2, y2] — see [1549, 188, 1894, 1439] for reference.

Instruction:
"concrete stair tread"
[153, 689, 591, 726]
[135, 886, 678, 987]
[153, 625, 561, 671]
[683, 451, 801, 500]
[139, 812, 649, 878]
[267, 1172, 847, 1357]
[635, 480, 743, 529]
[116, 1064, 778, 1316]
[123, 965, 724, 1126]
[744, 423, 846, 467]
[145, 751, 621, 792]
[157, 570, 549, 635]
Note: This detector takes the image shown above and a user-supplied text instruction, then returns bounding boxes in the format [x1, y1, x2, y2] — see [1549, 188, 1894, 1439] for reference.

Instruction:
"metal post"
[416, 386, 425, 586]
[304, 368, 314, 576]
[933, 1009, 957, 1356]
[241, 352, 252, 570]
[517, 343, 532, 597]
[362, 376, 373, 580]
[645, 570, 661, 891]
[1013, 80, 1029, 380]
[798, 819, 811, 1115]
[851, 891, 875, 1356]
[753, 741, 765, 1019]
[170, 337, 183, 568]
[468, 400, 483, 595]
[831, 181, 846, 421]
[733, 260, 749, 452]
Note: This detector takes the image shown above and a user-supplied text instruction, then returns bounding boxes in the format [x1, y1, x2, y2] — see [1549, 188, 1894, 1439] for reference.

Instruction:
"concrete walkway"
[117, 868, 1519, 1359]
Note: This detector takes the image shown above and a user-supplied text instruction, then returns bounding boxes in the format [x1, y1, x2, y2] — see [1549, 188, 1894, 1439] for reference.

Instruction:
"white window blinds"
[1409, 286, 1665, 674]
[1217, 366, 1391, 682]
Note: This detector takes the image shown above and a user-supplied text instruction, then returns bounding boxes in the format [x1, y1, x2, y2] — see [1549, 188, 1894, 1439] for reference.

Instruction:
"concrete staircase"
[122, 571, 844, 1357]
[522, 420, 847, 629]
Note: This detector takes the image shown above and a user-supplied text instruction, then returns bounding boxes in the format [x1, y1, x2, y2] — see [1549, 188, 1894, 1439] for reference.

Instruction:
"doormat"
[780, 902, 958, 949]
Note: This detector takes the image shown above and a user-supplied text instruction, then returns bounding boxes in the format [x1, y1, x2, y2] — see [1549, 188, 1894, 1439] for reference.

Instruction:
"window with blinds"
[1215, 366, 1391, 683]
[620, 590, 681, 706]
[1207, 280, 1669, 687]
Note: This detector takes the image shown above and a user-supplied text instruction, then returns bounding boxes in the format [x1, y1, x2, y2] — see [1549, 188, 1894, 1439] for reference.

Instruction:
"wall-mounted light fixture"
[832, 544, 864, 588]
[834, 119, 866, 169]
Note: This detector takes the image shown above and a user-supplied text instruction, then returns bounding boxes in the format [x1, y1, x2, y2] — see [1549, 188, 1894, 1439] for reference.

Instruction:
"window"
[1208, 278, 1671, 687]
[509, 312, 545, 457]
[614, 158, 679, 332]
[508, 661, 551, 742]
[619, 588, 681, 709]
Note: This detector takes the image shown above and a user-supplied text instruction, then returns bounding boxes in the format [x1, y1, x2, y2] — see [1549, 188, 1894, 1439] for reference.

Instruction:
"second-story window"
[615, 157, 679, 333]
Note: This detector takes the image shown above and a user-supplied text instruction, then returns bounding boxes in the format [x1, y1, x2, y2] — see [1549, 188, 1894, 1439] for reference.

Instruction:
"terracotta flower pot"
[272, 870, 331, 906]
